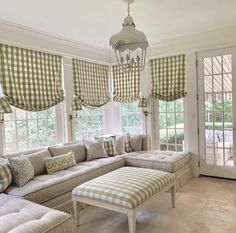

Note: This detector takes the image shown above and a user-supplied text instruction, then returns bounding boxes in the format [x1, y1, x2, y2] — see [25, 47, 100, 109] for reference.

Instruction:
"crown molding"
[0, 19, 111, 63]
[1, 18, 236, 64]
[110, 25, 236, 63]
[147, 25, 236, 58]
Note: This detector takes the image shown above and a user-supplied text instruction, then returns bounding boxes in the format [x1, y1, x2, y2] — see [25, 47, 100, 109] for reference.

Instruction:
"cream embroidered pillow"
[45, 151, 76, 175]
[84, 139, 108, 161]
[8, 155, 34, 188]
[114, 135, 126, 155]
[0, 157, 12, 192]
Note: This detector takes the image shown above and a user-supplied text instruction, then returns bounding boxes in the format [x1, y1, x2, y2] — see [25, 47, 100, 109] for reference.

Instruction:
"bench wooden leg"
[171, 185, 176, 208]
[127, 210, 136, 233]
[73, 199, 80, 226]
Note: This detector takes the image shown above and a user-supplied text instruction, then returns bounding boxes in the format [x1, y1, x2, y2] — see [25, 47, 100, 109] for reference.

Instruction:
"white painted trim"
[197, 47, 236, 178]
[0, 19, 111, 64]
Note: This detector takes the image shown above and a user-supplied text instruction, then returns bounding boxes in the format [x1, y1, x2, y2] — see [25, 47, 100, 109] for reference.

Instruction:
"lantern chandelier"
[110, 0, 149, 73]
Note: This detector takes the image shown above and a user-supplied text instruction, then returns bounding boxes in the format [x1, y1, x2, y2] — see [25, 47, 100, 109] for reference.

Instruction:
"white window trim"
[153, 98, 186, 152]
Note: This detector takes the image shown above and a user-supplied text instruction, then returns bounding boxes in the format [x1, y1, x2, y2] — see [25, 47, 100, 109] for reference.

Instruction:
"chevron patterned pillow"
[45, 151, 76, 175]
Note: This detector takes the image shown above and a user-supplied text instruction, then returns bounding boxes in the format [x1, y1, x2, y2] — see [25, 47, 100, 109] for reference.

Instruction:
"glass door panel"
[198, 48, 236, 178]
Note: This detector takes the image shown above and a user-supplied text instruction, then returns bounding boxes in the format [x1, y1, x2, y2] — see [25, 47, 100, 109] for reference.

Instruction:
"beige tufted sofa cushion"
[0, 194, 73, 233]
[119, 150, 191, 172]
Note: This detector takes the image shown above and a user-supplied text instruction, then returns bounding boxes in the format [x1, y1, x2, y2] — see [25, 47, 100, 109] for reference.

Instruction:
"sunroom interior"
[0, 1, 236, 233]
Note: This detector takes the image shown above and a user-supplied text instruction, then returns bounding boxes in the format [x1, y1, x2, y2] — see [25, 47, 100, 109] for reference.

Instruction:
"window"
[159, 99, 184, 151]
[75, 107, 104, 140]
[4, 107, 56, 153]
[120, 101, 142, 134]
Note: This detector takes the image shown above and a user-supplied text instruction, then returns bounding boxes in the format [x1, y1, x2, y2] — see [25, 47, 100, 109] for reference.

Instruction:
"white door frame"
[198, 47, 236, 179]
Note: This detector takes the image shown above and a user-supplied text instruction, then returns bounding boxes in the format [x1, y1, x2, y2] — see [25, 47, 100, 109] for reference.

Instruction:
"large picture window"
[4, 107, 56, 153]
[159, 99, 184, 151]
[75, 107, 104, 140]
[120, 101, 142, 134]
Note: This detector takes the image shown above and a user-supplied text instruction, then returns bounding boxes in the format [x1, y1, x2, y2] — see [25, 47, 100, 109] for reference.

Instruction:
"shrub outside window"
[4, 107, 56, 153]
[159, 99, 184, 151]
[120, 101, 142, 134]
[75, 107, 104, 140]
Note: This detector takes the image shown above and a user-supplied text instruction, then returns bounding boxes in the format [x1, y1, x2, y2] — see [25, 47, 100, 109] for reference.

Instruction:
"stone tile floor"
[73, 177, 236, 233]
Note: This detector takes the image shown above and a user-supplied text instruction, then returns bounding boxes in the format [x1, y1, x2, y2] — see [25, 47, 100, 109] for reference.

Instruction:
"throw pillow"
[27, 149, 51, 176]
[0, 157, 12, 192]
[124, 133, 132, 153]
[84, 139, 108, 161]
[45, 151, 76, 175]
[103, 139, 118, 156]
[48, 143, 86, 163]
[8, 155, 34, 188]
[130, 135, 142, 151]
[114, 135, 126, 155]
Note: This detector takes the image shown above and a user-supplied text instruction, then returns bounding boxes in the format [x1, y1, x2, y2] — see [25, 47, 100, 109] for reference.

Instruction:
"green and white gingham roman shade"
[0, 97, 12, 113]
[150, 54, 187, 101]
[112, 65, 140, 103]
[0, 44, 64, 111]
[72, 59, 110, 110]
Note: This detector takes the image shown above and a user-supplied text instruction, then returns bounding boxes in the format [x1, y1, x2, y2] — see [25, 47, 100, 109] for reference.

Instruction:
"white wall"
[1, 20, 236, 177]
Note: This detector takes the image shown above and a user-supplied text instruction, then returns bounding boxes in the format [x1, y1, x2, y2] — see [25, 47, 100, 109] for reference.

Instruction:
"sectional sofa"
[2, 135, 192, 211]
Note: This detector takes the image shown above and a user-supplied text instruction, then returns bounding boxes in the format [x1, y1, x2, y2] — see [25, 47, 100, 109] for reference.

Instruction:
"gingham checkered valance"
[112, 65, 140, 102]
[0, 44, 64, 111]
[150, 54, 187, 101]
[72, 59, 110, 109]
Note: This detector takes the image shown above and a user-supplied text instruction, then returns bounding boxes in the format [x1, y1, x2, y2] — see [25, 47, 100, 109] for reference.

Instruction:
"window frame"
[119, 101, 143, 134]
[74, 107, 105, 140]
[156, 98, 186, 152]
[1, 104, 64, 154]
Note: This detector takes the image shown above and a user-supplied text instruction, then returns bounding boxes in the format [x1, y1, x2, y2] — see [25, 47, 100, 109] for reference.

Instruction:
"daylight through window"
[159, 99, 184, 151]
[4, 107, 56, 153]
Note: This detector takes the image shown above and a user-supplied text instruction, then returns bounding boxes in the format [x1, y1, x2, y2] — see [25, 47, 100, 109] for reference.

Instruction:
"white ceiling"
[0, 0, 236, 50]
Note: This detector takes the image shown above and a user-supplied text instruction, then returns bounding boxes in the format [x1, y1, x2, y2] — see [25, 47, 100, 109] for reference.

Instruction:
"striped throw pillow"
[104, 139, 118, 156]
[0, 158, 12, 192]
[45, 151, 76, 175]
[125, 133, 132, 153]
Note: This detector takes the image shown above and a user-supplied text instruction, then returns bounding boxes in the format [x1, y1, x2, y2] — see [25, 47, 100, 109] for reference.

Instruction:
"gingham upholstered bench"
[72, 167, 176, 233]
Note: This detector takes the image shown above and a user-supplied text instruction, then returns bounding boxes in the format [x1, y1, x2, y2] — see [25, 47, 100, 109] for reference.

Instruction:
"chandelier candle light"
[110, 0, 149, 72]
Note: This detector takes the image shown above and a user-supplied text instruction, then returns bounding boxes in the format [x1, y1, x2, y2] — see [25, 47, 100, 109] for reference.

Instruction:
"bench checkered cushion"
[72, 167, 175, 209]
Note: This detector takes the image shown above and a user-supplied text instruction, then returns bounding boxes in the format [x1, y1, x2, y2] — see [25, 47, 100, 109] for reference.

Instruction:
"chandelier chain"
[128, 3, 130, 16]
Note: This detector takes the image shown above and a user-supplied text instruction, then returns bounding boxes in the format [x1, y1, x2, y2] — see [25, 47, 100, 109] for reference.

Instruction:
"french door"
[198, 47, 236, 179]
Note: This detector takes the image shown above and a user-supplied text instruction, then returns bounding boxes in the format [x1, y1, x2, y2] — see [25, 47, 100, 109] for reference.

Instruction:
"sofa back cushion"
[130, 135, 142, 151]
[27, 149, 51, 176]
[4, 148, 45, 159]
[48, 143, 86, 163]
